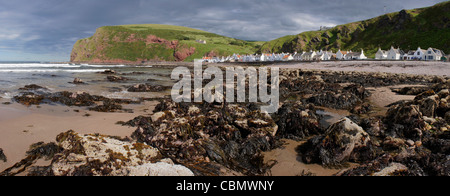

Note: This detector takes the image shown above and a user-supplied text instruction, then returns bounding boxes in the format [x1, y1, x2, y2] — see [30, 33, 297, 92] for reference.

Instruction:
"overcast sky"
[0, 0, 447, 61]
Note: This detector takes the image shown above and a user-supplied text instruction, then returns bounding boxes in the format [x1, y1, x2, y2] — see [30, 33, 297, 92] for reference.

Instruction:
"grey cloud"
[0, 0, 446, 61]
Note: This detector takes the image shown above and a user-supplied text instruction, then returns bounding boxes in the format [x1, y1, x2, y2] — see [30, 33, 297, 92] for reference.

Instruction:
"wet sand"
[0, 101, 158, 171]
[367, 85, 421, 115]
[263, 139, 341, 176]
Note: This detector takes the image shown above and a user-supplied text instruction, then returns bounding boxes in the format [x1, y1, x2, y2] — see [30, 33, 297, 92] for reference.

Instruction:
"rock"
[275, 102, 322, 140]
[406, 140, 415, 147]
[437, 89, 449, 98]
[73, 78, 84, 84]
[13, 92, 45, 106]
[418, 95, 439, 118]
[13, 90, 139, 112]
[423, 116, 437, 124]
[107, 75, 129, 82]
[383, 137, 407, 150]
[123, 161, 194, 176]
[48, 131, 192, 176]
[127, 84, 170, 92]
[373, 163, 409, 176]
[19, 84, 46, 91]
[0, 148, 6, 163]
[385, 103, 425, 140]
[298, 118, 375, 166]
[100, 69, 116, 74]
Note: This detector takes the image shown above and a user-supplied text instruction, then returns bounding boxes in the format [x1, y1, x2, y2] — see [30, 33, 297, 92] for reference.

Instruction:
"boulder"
[50, 131, 192, 176]
[418, 95, 439, 117]
[385, 103, 425, 140]
[275, 102, 322, 140]
[73, 78, 84, 84]
[298, 118, 374, 166]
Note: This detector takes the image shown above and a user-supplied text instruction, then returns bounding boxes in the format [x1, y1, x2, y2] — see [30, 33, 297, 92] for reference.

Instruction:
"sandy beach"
[0, 101, 158, 172]
[268, 61, 450, 76]
[1, 61, 449, 176]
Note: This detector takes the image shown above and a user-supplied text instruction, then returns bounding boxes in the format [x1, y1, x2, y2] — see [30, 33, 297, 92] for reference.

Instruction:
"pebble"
[415, 141, 423, 147]
[406, 140, 415, 147]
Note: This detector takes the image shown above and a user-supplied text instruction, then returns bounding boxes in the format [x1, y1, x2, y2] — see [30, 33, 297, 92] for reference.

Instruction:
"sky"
[0, 0, 447, 62]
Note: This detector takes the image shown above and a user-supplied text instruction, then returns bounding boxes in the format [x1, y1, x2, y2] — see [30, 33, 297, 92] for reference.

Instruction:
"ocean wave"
[0, 69, 107, 73]
[0, 63, 78, 68]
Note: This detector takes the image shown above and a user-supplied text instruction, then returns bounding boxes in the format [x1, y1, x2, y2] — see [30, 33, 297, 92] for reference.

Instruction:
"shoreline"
[1, 63, 449, 176]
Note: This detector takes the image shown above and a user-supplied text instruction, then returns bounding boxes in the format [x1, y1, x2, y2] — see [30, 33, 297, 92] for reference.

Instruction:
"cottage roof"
[406, 50, 416, 55]
[431, 48, 445, 56]
[347, 52, 361, 57]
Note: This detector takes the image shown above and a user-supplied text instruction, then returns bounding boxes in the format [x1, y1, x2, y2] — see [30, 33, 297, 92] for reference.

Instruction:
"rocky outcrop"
[70, 25, 202, 63]
[174, 47, 196, 61]
[1, 131, 193, 176]
[13, 86, 139, 112]
[128, 100, 278, 175]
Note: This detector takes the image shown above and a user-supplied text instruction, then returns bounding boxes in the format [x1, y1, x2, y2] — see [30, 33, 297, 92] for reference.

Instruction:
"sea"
[0, 62, 176, 101]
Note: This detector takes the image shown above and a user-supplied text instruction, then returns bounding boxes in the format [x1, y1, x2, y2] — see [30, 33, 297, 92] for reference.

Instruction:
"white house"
[387, 46, 404, 60]
[336, 49, 349, 60]
[375, 48, 388, 60]
[424, 47, 445, 61]
[402, 50, 416, 60]
[323, 51, 336, 61]
[413, 47, 427, 60]
[293, 52, 304, 61]
[301, 51, 316, 61]
[282, 54, 294, 61]
[313, 53, 325, 61]
[344, 50, 367, 60]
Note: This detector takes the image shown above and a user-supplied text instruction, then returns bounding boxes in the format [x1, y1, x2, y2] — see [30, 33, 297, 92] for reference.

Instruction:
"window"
[428, 51, 432, 54]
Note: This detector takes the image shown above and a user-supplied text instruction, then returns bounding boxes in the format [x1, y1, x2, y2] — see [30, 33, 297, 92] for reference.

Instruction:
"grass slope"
[71, 24, 263, 62]
[259, 1, 450, 58]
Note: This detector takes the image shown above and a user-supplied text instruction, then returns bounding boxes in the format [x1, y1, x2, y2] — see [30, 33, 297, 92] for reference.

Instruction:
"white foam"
[0, 69, 107, 73]
[0, 63, 78, 68]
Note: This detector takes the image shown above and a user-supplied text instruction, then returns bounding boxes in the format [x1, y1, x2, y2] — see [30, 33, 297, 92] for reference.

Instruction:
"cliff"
[259, 1, 450, 57]
[70, 24, 261, 63]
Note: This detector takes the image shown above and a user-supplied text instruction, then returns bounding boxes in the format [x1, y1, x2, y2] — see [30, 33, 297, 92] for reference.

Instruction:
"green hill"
[70, 24, 262, 63]
[259, 1, 450, 58]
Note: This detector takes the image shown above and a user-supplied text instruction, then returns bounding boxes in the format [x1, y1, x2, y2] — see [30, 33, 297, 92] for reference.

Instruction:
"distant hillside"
[71, 24, 262, 63]
[259, 1, 450, 57]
